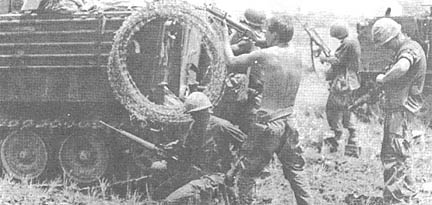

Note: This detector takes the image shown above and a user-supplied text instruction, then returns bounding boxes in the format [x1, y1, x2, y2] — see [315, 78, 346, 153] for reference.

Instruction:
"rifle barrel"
[205, 7, 250, 34]
[99, 121, 158, 151]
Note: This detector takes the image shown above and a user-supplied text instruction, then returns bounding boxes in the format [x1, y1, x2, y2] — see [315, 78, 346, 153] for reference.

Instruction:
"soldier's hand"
[151, 160, 168, 170]
[376, 74, 385, 84]
[221, 19, 229, 41]
[319, 55, 327, 64]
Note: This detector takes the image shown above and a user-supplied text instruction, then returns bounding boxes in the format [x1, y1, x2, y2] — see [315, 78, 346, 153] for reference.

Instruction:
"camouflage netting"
[108, 0, 226, 124]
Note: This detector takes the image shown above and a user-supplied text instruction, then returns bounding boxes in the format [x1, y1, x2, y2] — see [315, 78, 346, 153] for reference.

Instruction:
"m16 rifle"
[205, 5, 266, 46]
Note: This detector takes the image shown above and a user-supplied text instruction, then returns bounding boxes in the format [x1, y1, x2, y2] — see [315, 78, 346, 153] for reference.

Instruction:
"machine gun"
[205, 5, 266, 46]
[295, 17, 332, 57]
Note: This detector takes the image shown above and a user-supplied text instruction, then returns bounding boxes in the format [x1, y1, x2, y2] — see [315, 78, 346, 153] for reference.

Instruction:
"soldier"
[222, 16, 312, 205]
[153, 92, 247, 204]
[372, 18, 426, 204]
[230, 8, 267, 55]
[216, 8, 267, 134]
[319, 21, 361, 156]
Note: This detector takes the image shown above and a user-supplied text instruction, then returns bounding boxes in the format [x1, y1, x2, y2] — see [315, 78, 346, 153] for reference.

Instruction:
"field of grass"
[252, 72, 432, 205]
[1, 71, 431, 205]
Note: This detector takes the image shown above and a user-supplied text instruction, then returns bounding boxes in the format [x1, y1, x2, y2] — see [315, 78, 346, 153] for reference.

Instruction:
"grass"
[0, 72, 431, 204]
[0, 174, 145, 205]
[251, 72, 432, 205]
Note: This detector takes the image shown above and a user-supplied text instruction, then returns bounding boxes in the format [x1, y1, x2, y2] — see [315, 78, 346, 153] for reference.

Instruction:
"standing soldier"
[222, 16, 312, 205]
[320, 21, 361, 156]
[216, 8, 267, 134]
[231, 8, 267, 55]
[372, 18, 426, 204]
[152, 92, 247, 204]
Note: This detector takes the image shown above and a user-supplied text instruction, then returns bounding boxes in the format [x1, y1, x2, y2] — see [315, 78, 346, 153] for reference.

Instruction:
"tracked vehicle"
[0, 0, 226, 185]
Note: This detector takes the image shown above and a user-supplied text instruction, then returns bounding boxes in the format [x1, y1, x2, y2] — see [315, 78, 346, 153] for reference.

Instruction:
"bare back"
[256, 45, 302, 110]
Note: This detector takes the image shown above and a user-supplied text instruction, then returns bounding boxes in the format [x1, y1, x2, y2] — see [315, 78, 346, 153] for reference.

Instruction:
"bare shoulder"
[261, 45, 297, 57]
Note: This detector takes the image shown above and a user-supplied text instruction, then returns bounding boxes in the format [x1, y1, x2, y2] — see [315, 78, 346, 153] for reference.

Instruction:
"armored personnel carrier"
[0, 0, 226, 185]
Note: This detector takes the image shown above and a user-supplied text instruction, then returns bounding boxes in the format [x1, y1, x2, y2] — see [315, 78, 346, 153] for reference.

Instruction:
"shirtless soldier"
[222, 15, 312, 205]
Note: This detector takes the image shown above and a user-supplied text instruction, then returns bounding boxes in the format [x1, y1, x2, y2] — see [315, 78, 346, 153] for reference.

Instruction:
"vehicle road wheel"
[59, 134, 109, 184]
[0, 131, 48, 180]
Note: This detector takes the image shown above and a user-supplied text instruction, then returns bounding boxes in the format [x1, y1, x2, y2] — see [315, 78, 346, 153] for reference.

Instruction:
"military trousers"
[326, 91, 356, 138]
[381, 109, 417, 204]
[238, 115, 312, 205]
[162, 173, 232, 205]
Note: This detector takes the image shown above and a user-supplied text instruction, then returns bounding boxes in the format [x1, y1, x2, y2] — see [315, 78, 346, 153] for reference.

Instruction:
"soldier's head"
[330, 21, 349, 40]
[184, 92, 212, 120]
[372, 18, 402, 50]
[266, 16, 294, 45]
[243, 8, 267, 29]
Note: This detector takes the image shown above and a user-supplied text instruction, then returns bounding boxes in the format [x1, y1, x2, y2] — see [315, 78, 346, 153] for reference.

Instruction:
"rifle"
[99, 120, 245, 183]
[99, 120, 180, 161]
[348, 68, 390, 111]
[295, 17, 331, 57]
[348, 85, 383, 111]
[205, 5, 266, 46]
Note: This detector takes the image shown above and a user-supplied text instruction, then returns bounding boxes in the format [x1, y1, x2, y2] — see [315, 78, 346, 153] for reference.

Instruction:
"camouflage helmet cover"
[184, 92, 213, 113]
[371, 18, 401, 46]
[244, 8, 266, 27]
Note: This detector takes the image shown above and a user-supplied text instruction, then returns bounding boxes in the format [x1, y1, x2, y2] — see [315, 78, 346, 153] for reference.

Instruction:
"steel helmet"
[371, 18, 401, 46]
[244, 9, 266, 27]
[184, 92, 212, 113]
[330, 22, 349, 39]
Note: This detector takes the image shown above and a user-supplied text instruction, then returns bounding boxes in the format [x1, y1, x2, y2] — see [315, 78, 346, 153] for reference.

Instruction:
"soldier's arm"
[377, 58, 410, 84]
[321, 42, 351, 67]
[224, 124, 247, 145]
[223, 22, 263, 70]
[231, 39, 254, 56]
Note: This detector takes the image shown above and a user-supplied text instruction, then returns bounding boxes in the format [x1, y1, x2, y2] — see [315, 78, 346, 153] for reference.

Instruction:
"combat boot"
[324, 137, 339, 153]
[347, 128, 357, 145]
[345, 128, 361, 158]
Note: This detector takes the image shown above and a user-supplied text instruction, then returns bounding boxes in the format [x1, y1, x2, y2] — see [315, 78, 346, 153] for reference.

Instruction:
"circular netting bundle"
[108, 0, 226, 124]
